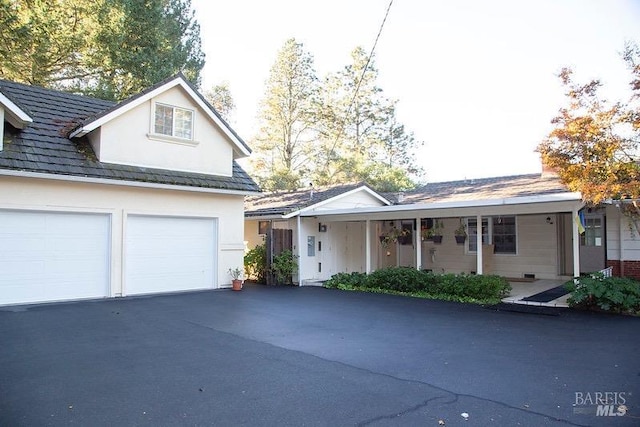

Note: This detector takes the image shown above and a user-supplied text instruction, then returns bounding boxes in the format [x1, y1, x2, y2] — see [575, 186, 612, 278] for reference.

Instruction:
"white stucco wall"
[93, 86, 233, 176]
[0, 176, 246, 294]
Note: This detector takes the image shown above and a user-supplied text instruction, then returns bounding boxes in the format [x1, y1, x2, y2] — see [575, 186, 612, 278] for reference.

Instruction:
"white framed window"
[492, 216, 517, 254]
[467, 218, 489, 252]
[466, 216, 517, 254]
[581, 217, 603, 247]
[153, 103, 194, 140]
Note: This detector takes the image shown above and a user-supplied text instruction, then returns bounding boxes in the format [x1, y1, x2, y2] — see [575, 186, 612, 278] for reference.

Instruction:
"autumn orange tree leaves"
[537, 42, 640, 205]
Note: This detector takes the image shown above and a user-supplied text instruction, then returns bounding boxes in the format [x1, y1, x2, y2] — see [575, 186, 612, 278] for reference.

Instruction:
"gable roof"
[0, 79, 259, 193]
[245, 183, 390, 218]
[69, 73, 251, 158]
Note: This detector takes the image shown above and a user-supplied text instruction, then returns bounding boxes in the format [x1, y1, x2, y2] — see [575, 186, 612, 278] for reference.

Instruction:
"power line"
[323, 0, 394, 174]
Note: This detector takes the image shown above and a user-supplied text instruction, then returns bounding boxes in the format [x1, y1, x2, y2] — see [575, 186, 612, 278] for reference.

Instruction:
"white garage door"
[125, 215, 216, 296]
[0, 211, 110, 305]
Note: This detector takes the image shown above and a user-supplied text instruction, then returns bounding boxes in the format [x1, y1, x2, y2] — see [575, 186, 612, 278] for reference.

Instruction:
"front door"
[579, 211, 606, 274]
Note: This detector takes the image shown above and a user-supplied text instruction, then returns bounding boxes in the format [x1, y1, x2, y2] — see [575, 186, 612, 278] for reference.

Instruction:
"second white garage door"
[125, 215, 217, 296]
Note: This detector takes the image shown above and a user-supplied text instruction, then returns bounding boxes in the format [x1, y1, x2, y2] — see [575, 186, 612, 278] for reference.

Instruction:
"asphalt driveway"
[1, 285, 639, 426]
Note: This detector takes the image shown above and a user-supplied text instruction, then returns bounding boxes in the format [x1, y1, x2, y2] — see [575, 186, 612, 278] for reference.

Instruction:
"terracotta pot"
[231, 279, 243, 291]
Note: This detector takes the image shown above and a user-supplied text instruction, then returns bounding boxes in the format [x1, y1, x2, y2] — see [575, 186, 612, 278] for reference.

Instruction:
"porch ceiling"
[302, 193, 584, 222]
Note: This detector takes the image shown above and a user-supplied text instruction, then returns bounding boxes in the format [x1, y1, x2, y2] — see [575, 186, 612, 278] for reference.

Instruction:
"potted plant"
[454, 219, 467, 244]
[428, 219, 444, 244]
[379, 227, 410, 247]
[228, 267, 244, 291]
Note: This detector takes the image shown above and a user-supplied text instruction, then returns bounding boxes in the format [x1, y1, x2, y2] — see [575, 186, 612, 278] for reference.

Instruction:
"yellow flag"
[574, 214, 585, 234]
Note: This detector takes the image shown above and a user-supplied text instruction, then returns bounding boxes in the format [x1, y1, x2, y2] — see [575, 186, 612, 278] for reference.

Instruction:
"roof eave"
[298, 192, 585, 217]
[0, 169, 260, 196]
[0, 92, 33, 128]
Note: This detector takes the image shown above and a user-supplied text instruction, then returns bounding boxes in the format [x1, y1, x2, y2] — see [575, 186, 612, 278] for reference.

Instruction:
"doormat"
[521, 285, 570, 303]
[485, 303, 561, 316]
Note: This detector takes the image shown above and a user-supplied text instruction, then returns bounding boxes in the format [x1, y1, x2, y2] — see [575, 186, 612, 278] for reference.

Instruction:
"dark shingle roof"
[245, 182, 383, 217]
[0, 79, 259, 193]
[385, 174, 571, 204]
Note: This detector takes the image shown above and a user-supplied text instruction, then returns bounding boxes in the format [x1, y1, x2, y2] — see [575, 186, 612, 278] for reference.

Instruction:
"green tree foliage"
[312, 47, 423, 191]
[0, 0, 97, 86]
[204, 81, 235, 122]
[252, 43, 423, 192]
[251, 38, 319, 191]
[85, 0, 205, 100]
[314, 48, 422, 191]
[0, 0, 204, 100]
[537, 43, 640, 205]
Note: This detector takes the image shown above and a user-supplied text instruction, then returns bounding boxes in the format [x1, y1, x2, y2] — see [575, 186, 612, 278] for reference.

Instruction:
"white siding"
[417, 215, 561, 279]
[311, 191, 386, 211]
[606, 205, 640, 261]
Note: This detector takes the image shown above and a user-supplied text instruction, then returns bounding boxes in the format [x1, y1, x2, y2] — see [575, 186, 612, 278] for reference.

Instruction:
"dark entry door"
[579, 212, 606, 274]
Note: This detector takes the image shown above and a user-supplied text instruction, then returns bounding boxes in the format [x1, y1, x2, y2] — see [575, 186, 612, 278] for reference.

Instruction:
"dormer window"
[154, 103, 193, 140]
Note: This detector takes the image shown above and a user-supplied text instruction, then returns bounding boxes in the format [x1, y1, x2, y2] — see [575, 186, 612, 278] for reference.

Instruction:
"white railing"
[599, 266, 613, 277]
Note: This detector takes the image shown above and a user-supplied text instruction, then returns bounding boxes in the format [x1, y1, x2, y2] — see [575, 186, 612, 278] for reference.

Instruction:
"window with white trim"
[492, 216, 516, 254]
[467, 218, 488, 252]
[154, 103, 193, 139]
[467, 216, 517, 254]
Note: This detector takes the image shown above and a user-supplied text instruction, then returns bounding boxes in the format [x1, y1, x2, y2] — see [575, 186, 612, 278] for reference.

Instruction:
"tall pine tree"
[312, 47, 422, 191]
[251, 38, 319, 191]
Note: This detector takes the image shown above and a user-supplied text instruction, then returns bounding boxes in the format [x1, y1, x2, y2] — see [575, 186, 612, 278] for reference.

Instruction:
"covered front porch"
[298, 193, 585, 284]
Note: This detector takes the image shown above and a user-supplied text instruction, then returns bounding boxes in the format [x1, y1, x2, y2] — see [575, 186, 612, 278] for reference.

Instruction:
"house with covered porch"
[244, 173, 640, 285]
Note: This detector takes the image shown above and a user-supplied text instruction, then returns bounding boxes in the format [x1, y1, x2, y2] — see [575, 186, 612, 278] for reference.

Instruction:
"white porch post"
[572, 207, 580, 278]
[415, 216, 421, 270]
[619, 214, 625, 276]
[365, 219, 372, 274]
[296, 215, 303, 286]
[476, 214, 483, 275]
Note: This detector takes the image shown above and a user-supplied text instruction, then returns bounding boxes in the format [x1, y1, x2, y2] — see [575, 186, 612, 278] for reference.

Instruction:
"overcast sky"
[191, 0, 640, 182]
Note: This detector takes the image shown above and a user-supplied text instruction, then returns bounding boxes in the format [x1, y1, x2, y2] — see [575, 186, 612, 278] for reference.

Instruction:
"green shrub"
[325, 272, 368, 289]
[367, 267, 425, 292]
[244, 243, 267, 283]
[271, 250, 298, 285]
[566, 273, 640, 313]
[323, 267, 511, 304]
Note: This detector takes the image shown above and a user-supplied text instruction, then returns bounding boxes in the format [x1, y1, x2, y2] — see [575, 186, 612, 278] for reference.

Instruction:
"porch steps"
[301, 280, 326, 287]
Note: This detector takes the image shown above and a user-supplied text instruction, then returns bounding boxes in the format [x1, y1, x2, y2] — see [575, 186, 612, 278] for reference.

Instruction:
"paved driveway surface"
[1, 285, 639, 426]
